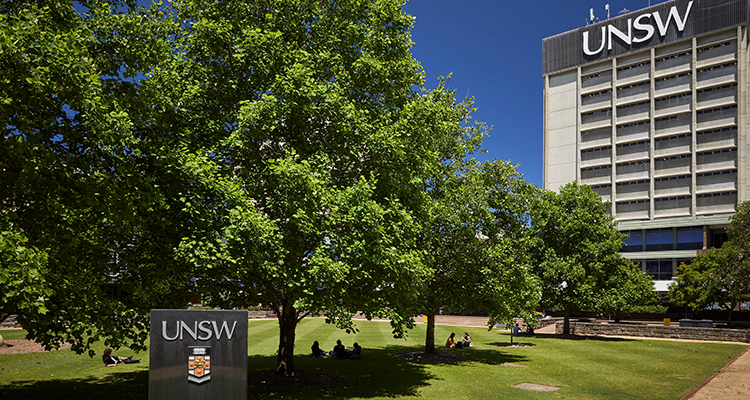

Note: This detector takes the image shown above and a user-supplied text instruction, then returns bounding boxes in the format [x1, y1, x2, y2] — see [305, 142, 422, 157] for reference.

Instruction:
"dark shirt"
[103, 355, 117, 366]
[333, 344, 348, 359]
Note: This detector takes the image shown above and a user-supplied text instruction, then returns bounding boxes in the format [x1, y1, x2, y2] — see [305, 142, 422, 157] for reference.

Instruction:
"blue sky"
[403, 0, 671, 187]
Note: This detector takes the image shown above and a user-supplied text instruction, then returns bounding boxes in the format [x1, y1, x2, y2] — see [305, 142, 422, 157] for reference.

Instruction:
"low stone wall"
[557, 321, 750, 343]
[512, 317, 558, 330]
[248, 311, 276, 319]
[0, 315, 22, 329]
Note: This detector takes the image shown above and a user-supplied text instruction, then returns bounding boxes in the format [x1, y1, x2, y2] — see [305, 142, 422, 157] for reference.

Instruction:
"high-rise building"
[542, 0, 748, 291]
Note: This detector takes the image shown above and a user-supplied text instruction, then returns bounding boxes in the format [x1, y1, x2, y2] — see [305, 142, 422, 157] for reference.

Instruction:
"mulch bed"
[0, 340, 71, 355]
[494, 343, 535, 348]
[394, 352, 472, 363]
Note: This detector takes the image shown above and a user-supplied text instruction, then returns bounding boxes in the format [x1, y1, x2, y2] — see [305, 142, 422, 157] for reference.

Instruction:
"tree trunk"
[425, 313, 436, 354]
[274, 302, 298, 376]
[614, 312, 621, 323]
[727, 303, 735, 328]
[563, 309, 571, 335]
[0, 314, 6, 346]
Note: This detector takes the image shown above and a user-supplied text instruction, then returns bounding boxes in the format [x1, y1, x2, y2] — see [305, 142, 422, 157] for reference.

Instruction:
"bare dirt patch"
[0, 340, 71, 355]
[498, 362, 529, 368]
[394, 352, 471, 363]
[512, 383, 561, 392]
[493, 343, 535, 348]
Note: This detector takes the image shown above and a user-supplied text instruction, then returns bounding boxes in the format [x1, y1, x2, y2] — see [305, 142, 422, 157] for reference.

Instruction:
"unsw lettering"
[162, 320, 238, 341]
[583, 1, 693, 56]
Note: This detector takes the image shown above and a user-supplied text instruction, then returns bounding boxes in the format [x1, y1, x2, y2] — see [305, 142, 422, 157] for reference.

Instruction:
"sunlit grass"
[1, 318, 746, 400]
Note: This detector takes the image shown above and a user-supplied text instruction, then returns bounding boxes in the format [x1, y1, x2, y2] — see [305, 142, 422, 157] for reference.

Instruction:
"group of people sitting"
[311, 340, 362, 359]
[511, 323, 534, 336]
[445, 332, 473, 349]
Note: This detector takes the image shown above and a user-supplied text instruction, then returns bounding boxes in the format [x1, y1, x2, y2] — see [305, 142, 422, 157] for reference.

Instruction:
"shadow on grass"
[0, 370, 148, 400]
[1, 344, 531, 400]
[247, 347, 432, 399]
[245, 344, 531, 399]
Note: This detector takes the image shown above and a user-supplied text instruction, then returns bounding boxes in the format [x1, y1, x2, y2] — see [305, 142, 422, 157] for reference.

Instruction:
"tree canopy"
[416, 153, 540, 353]
[530, 182, 655, 334]
[1, 0, 191, 354]
[669, 201, 750, 325]
[0, 222, 49, 346]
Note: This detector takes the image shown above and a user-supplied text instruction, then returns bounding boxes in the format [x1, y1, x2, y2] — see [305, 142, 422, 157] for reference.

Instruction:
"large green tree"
[598, 257, 658, 323]
[152, 0, 471, 375]
[1, 1, 193, 354]
[530, 182, 652, 334]
[417, 153, 540, 353]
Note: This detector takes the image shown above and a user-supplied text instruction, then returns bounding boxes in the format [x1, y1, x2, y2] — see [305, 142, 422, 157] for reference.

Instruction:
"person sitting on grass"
[349, 342, 362, 359]
[331, 340, 348, 359]
[445, 332, 456, 348]
[461, 332, 473, 348]
[512, 323, 521, 336]
[311, 341, 326, 357]
[102, 348, 139, 366]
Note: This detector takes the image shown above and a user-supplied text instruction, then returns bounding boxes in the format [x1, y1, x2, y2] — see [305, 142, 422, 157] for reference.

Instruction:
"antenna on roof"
[590, 8, 596, 23]
[605, 4, 610, 19]
[619, 8, 630, 15]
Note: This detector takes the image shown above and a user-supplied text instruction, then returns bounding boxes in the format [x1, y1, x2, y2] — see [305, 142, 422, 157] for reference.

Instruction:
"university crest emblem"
[188, 346, 211, 384]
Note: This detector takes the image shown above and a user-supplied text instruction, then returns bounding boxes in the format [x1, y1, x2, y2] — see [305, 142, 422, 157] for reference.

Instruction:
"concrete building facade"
[542, 0, 750, 291]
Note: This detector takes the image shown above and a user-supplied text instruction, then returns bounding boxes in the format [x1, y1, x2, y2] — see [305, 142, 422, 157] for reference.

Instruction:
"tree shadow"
[0, 370, 148, 400]
[385, 344, 529, 366]
[1, 344, 531, 400]
[246, 347, 433, 399]
[245, 344, 530, 399]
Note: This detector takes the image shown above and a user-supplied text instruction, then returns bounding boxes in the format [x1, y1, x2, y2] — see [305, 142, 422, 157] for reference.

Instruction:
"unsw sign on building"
[542, 0, 749, 75]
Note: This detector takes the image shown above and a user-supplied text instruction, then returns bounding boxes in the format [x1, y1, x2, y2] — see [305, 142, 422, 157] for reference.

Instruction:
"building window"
[712, 232, 729, 248]
[646, 260, 673, 280]
[646, 229, 673, 251]
[677, 229, 703, 250]
[622, 232, 643, 252]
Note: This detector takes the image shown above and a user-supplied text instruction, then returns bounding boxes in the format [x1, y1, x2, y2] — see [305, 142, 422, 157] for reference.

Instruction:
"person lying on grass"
[102, 348, 140, 366]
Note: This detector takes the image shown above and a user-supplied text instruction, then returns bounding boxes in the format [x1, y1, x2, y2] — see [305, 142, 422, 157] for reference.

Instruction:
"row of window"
[644, 259, 681, 281]
[622, 228, 704, 252]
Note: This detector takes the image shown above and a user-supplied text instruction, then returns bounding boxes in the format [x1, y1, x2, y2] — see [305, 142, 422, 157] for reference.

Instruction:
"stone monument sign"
[149, 309, 248, 400]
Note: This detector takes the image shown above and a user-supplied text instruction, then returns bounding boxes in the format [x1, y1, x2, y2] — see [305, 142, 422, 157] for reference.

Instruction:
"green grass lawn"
[1, 319, 746, 399]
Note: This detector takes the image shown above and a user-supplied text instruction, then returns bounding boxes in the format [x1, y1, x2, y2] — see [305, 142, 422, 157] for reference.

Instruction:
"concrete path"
[683, 348, 750, 400]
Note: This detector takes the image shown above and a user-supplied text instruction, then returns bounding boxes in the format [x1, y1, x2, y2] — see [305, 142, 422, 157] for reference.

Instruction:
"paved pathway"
[682, 348, 750, 400]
